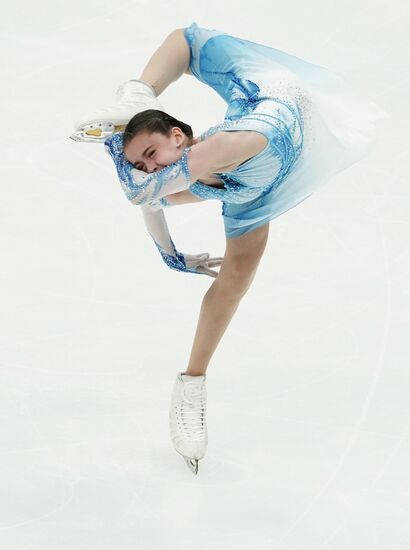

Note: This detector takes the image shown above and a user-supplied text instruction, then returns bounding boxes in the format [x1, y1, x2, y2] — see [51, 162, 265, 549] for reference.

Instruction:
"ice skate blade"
[69, 124, 126, 143]
[183, 456, 199, 475]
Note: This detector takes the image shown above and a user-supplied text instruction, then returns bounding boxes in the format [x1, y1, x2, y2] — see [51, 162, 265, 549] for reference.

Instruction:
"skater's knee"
[216, 222, 270, 295]
[215, 264, 257, 298]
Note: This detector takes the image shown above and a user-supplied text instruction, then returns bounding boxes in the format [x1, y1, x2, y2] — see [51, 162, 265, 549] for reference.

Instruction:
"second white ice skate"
[69, 79, 164, 143]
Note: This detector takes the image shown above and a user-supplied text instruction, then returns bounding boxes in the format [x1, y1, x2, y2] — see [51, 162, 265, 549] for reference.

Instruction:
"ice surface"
[1, 1, 409, 549]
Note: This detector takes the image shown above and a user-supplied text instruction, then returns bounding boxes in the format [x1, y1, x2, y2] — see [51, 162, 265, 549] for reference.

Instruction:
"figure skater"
[70, 22, 389, 474]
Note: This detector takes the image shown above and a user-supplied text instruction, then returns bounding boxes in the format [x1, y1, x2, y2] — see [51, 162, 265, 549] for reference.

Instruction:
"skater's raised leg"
[138, 28, 192, 97]
[70, 29, 191, 142]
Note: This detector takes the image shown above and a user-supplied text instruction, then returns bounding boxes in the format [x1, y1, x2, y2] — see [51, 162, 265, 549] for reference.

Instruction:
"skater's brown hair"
[122, 109, 193, 148]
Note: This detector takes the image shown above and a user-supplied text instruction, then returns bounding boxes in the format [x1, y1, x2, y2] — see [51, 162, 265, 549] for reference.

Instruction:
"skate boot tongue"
[180, 374, 206, 409]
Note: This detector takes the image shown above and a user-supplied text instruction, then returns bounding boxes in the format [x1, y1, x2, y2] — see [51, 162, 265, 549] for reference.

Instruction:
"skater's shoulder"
[191, 126, 268, 174]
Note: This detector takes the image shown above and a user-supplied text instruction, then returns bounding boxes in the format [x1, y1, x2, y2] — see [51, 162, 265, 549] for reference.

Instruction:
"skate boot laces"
[180, 381, 206, 442]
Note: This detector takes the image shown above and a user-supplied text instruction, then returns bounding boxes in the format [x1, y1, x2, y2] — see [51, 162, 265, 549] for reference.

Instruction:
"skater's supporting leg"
[185, 222, 270, 376]
[138, 28, 191, 97]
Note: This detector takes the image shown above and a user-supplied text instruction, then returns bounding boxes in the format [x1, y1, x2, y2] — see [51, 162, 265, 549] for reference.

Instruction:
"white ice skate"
[169, 372, 208, 474]
[69, 79, 164, 143]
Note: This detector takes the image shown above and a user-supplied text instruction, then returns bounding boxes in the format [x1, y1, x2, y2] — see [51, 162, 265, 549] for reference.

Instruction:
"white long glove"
[141, 200, 224, 277]
[104, 132, 220, 276]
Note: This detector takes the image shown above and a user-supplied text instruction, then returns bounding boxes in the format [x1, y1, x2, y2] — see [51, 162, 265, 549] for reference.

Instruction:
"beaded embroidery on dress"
[104, 133, 193, 205]
[184, 22, 389, 238]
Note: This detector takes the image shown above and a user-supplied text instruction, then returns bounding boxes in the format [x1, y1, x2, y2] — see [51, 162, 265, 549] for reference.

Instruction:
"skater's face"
[123, 128, 187, 173]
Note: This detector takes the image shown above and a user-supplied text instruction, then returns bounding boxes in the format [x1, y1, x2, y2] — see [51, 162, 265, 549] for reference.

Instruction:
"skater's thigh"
[217, 222, 270, 286]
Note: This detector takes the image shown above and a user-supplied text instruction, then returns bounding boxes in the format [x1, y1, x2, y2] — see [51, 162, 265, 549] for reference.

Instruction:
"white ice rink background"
[1, 1, 410, 548]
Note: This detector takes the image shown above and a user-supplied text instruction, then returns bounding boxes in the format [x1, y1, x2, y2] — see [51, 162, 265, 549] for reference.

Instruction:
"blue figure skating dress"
[104, 22, 389, 274]
[182, 22, 389, 238]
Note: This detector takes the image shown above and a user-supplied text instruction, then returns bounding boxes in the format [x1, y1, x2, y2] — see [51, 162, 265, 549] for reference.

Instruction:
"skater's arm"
[165, 189, 205, 205]
[104, 131, 239, 206]
[104, 135, 196, 205]
[140, 201, 187, 271]
[140, 197, 218, 275]
[139, 29, 191, 97]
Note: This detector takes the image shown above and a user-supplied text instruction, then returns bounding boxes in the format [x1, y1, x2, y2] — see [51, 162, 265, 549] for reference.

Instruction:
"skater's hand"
[183, 252, 224, 278]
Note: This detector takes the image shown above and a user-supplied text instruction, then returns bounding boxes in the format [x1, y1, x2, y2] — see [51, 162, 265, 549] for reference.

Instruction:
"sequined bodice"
[184, 22, 312, 205]
[188, 100, 306, 204]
